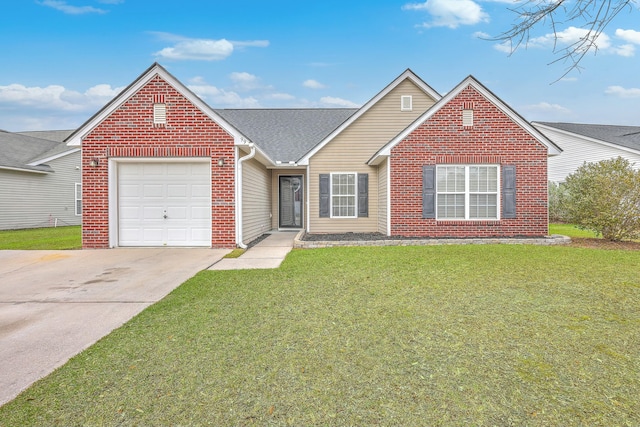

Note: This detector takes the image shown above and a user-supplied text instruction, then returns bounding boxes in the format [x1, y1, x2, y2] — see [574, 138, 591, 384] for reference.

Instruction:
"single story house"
[67, 63, 561, 249]
[0, 129, 80, 230]
[533, 122, 640, 183]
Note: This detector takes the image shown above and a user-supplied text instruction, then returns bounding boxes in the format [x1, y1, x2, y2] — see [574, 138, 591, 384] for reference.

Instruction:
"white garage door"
[118, 162, 211, 247]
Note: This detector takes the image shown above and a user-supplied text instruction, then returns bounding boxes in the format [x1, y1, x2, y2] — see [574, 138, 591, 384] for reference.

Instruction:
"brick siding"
[390, 85, 549, 238]
[81, 75, 236, 248]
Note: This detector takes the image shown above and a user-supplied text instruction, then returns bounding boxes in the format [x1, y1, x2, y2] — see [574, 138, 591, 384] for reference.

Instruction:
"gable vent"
[462, 102, 474, 127]
[401, 95, 412, 111]
[153, 94, 166, 126]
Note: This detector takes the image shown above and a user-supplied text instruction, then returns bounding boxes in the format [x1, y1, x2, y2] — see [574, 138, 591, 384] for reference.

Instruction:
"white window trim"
[330, 172, 358, 219]
[436, 165, 501, 221]
[75, 182, 82, 216]
[401, 95, 413, 111]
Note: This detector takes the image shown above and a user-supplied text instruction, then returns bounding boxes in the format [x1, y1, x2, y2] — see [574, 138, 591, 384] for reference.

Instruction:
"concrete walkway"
[209, 231, 298, 270]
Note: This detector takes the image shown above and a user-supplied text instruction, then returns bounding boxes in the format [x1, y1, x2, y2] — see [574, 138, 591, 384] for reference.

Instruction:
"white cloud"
[155, 38, 234, 61]
[188, 84, 261, 108]
[152, 33, 268, 61]
[319, 96, 359, 108]
[264, 93, 296, 101]
[616, 28, 640, 44]
[529, 26, 612, 50]
[230, 40, 270, 48]
[495, 26, 637, 57]
[613, 44, 636, 56]
[521, 102, 572, 120]
[605, 85, 640, 98]
[0, 83, 123, 112]
[37, 0, 107, 14]
[402, 0, 489, 29]
[229, 72, 260, 90]
[303, 79, 326, 89]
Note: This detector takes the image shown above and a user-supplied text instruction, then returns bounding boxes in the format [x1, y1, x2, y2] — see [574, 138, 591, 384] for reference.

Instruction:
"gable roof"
[533, 122, 640, 154]
[214, 108, 357, 164]
[65, 63, 249, 148]
[368, 75, 562, 165]
[297, 69, 442, 165]
[0, 130, 77, 173]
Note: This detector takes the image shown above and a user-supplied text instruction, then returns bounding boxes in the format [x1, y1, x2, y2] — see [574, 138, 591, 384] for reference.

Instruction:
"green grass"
[1, 245, 639, 426]
[0, 226, 81, 250]
[549, 223, 599, 238]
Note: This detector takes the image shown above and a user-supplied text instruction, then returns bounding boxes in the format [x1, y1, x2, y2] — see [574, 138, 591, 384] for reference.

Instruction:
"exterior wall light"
[218, 157, 225, 167]
[90, 157, 100, 167]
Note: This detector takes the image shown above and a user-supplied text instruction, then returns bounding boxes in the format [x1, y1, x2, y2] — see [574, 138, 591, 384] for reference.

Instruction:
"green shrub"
[548, 181, 569, 222]
[563, 157, 640, 241]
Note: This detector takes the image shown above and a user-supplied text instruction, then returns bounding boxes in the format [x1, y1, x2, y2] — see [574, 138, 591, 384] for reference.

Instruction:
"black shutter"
[502, 165, 516, 219]
[358, 174, 368, 217]
[319, 174, 330, 218]
[422, 165, 436, 219]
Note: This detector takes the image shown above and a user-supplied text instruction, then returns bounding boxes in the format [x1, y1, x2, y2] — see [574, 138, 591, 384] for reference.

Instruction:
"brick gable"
[81, 75, 236, 248]
[389, 85, 549, 238]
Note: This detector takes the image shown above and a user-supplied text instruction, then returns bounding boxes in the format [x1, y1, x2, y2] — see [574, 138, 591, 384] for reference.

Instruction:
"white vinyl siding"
[535, 125, 640, 183]
[331, 173, 357, 218]
[437, 165, 499, 220]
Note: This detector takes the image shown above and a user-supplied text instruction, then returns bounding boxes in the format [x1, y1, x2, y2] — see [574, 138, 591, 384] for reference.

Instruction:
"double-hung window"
[331, 173, 357, 218]
[75, 183, 82, 216]
[436, 165, 499, 220]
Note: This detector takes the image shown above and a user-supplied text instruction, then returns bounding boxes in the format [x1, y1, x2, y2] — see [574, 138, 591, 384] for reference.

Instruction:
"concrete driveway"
[0, 248, 227, 406]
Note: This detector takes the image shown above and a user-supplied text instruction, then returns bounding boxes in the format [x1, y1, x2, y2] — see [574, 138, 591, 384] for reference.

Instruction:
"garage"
[117, 161, 211, 247]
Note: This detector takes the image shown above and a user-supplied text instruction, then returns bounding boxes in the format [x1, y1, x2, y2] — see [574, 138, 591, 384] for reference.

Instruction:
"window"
[319, 173, 368, 218]
[436, 165, 499, 220]
[401, 95, 412, 111]
[331, 173, 357, 217]
[75, 183, 82, 216]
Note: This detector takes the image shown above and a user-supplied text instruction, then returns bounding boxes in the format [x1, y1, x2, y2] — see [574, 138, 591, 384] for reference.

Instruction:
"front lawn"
[1, 244, 638, 425]
[0, 226, 81, 250]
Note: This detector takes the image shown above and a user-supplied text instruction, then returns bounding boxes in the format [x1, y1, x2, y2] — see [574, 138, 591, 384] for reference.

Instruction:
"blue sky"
[1, 0, 639, 131]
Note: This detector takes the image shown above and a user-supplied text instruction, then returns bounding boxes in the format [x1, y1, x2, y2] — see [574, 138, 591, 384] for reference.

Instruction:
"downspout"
[235, 143, 256, 249]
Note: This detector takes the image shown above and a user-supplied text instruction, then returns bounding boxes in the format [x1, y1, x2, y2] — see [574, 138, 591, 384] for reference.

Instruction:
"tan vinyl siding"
[0, 151, 81, 230]
[271, 169, 307, 229]
[378, 158, 388, 234]
[309, 79, 437, 233]
[241, 158, 272, 243]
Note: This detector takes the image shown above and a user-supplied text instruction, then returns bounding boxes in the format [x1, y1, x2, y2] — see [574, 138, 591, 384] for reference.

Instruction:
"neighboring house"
[533, 122, 640, 183]
[67, 63, 560, 249]
[0, 129, 80, 230]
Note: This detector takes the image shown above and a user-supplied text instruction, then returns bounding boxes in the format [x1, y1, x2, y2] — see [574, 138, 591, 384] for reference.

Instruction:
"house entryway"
[279, 175, 303, 229]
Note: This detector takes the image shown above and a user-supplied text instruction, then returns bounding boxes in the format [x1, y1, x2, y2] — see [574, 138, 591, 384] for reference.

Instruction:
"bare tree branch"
[488, 0, 636, 81]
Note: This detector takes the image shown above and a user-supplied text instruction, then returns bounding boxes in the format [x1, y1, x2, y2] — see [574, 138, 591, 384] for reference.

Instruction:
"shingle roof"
[214, 108, 357, 163]
[0, 130, 75, 173]
[536, 122, 640, 153]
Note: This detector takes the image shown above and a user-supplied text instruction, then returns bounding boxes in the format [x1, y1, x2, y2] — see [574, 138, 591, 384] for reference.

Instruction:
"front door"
[279, 175, 303, 228]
